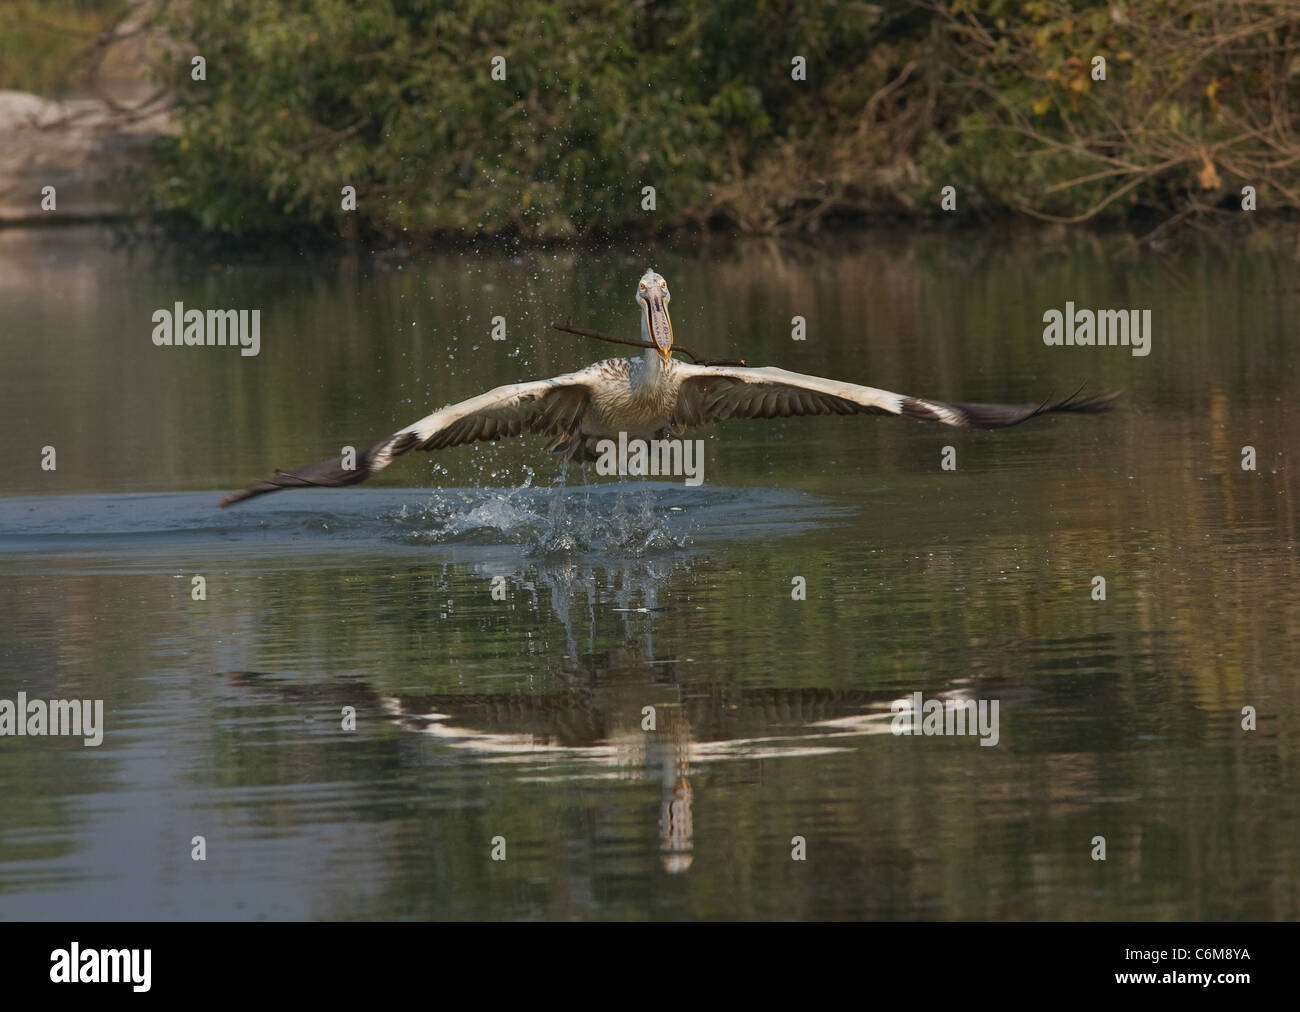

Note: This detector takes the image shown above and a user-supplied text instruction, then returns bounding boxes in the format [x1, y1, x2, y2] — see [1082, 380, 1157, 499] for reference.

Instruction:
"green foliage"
[0, 0, 126, 95]
[136, 0, 1300, 236]
[151, 0, 894, 238]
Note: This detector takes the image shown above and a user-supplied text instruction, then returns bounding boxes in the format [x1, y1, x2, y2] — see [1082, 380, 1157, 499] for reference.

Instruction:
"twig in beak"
[551, 321, 747, 367]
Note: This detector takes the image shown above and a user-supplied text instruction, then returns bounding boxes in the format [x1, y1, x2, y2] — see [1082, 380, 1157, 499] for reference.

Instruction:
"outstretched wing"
[219, 363, 610, 507]
[671, 363, 1117, 430]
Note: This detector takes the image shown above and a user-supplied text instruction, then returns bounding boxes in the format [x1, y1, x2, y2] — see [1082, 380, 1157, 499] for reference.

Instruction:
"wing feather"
[671, 363, 1116, 430]
[219, 364, 605, 507]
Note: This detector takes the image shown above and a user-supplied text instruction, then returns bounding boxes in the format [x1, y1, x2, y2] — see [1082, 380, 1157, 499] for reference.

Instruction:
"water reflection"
[1, 226, 1298, 919]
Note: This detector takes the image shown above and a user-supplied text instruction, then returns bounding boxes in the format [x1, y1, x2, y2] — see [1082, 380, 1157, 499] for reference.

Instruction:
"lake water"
[0, 225, 1296, 920]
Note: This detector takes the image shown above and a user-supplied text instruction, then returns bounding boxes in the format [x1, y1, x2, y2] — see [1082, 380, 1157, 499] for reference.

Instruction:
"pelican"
[219, 269, 1115, 506]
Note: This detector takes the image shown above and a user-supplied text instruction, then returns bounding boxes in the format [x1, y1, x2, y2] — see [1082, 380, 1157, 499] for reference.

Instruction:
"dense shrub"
[150, 0, 908, 238]
[12, 0, 1299, 237]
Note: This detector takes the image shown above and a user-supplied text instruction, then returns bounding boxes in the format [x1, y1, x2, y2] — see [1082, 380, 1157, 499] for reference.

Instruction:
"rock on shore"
[0, 90, 173, 222]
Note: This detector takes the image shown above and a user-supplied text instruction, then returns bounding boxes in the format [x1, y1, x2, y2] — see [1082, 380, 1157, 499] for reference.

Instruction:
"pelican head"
[636, 270, 673, 363]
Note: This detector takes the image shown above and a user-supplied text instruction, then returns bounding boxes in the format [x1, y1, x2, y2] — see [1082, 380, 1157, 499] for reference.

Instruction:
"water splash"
[387, 472, 690, 556]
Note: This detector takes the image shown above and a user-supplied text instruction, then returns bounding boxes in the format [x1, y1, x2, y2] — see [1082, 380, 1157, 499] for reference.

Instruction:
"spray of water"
[389, 467, 690, 556]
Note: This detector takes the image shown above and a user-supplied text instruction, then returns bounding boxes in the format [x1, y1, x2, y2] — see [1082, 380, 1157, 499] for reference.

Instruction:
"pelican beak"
[645, 292, 674, 362]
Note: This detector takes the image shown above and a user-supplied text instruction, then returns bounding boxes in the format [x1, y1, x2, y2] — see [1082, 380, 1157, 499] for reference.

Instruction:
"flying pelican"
[220, 270, 1115, 506]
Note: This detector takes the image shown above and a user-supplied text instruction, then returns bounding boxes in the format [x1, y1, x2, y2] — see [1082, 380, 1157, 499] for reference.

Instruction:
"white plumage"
[221, 269, 1115, 507]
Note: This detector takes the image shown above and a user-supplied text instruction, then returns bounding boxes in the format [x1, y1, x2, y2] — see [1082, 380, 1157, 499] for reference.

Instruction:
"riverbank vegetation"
[5, 1, 1299, 240]
[0, 0, 127, 97]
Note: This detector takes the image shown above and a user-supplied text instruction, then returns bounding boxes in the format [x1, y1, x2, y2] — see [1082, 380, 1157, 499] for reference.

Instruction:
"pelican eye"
[639, 282, 646, 290]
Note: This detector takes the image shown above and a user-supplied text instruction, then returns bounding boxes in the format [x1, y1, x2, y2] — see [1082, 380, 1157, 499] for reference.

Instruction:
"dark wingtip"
[926, 384, 1122, 429]
[1038, 386, 1122, 417]
[218, 473, 303, 508]
[217, 433, 417, 508]
[218, 487, 263, 508]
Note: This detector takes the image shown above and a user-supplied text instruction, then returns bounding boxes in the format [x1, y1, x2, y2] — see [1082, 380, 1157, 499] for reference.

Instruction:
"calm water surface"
[0, 227, 1296, 920]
